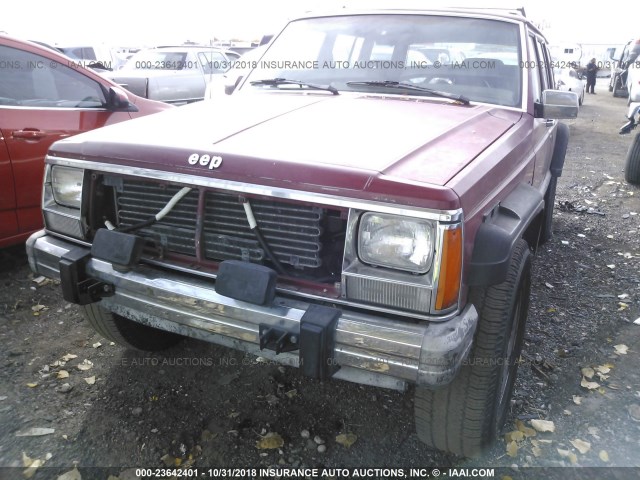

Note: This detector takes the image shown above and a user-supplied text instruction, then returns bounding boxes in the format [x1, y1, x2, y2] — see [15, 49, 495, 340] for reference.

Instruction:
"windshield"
[242, 14, 523, 107]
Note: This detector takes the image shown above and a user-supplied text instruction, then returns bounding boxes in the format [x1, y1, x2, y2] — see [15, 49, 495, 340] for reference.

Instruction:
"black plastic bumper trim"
[299, 304, 341, 380]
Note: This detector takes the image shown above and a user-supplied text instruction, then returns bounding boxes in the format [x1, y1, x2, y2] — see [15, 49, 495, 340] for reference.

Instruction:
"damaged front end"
[28, 158, 478, 391]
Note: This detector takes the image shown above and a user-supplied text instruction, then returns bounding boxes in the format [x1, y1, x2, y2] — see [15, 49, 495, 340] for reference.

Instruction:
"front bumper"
[27, 231, 478, 391]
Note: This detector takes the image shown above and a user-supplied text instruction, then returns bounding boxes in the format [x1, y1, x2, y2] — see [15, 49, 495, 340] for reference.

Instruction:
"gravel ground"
[1, 79, 640, 480]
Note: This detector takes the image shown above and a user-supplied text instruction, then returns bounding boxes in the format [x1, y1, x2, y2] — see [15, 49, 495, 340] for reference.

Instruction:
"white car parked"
[628, 62, 640, 104]
[108, 46, 232, 105]
[555, 68, 585, 106]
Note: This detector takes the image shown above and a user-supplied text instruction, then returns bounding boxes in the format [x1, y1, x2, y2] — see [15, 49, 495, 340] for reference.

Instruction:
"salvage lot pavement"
[1, 81, 640, 479]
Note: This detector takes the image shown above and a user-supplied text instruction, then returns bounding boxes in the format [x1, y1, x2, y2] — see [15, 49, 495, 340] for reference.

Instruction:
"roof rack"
[154, 45, 221, 49]
[448, 6, 526, 17]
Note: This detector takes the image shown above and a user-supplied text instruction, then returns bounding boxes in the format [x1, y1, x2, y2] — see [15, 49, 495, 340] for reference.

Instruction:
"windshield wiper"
[250, 78, 339, 95]
[346, 80, 469, 105]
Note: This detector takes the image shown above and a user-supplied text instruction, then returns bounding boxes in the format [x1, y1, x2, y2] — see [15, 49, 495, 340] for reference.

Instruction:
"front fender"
[467, 183, 543, 286]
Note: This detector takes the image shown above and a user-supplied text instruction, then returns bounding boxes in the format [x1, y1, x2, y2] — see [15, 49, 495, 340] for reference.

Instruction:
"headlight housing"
[42, 163, 86, 240]
[51, 166, 84, 208]
[358, 212, 434, 273]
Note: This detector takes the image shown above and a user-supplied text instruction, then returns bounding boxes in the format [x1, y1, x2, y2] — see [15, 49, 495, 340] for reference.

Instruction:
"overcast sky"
[1, 0, 636, 47]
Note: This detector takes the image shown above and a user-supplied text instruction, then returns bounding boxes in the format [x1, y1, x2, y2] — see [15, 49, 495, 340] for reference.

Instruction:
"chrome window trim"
[46, 156, 462, 222]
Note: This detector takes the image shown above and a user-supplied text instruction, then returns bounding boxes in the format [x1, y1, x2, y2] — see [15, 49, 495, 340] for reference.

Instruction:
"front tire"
[624, 132, 640, 185]
[81, 304, 184, 351]
[415, 239, 532, 457]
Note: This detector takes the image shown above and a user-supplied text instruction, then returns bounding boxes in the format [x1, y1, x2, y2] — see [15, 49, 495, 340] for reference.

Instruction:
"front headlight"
[52, 166, 84, 208]
[43, 163, 86, 240]
[358, 213, 434, 273]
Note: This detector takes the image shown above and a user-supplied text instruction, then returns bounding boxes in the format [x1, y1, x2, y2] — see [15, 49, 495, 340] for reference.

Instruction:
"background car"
[627, 61, 640, 104]
[608, 38, 640, 97]
[107, 45, 233, 105]
[204, 45, 267, 98]
[0, 34, 172, 248]
[55, 43, 124, 71]
[555, 67, 586, 105]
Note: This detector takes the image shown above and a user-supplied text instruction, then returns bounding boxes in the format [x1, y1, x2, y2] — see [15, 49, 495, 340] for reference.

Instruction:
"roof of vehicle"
[1, 33, 76, 59]
[153, 45, 227, 51]
[27, 39, 63, 53]
[1, 33, 54, 49]
[286, 7, 545, 37]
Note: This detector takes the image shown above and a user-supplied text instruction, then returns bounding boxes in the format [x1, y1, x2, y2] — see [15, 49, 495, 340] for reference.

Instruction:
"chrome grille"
[115, 180, 324, 268]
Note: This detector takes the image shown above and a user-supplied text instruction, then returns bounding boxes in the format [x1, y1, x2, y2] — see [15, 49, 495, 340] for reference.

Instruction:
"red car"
[0, 34, 172, 248]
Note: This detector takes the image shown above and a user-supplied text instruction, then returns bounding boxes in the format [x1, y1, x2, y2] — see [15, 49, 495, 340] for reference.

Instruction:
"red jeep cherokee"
[26, 9, 578, 456]
[0, 34, 171, 248]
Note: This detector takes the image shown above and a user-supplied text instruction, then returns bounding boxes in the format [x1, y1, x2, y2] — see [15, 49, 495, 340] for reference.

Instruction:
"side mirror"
[107, 86, 139, 112]
[540, 90, 579, 119]
[607, 47, 617, 61]
[259, 35, 273, 46]
[88, 61, 112, 72]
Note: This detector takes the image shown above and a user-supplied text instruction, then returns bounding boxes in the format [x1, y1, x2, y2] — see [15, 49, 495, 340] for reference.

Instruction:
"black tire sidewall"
[624, 132, 640, 185]
[414, 240, 532, 457]
[468, 240, 532, 440]
[490, 244, 532, 431]
[82, 304, 183, 351]
[112, 313, 183, 351]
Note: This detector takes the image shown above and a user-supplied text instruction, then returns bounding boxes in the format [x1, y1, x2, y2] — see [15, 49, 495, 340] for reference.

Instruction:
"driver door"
[0, 44, 131, 245]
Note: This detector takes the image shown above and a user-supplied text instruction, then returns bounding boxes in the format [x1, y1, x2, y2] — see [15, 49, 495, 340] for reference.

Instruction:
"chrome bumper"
[27, 231, 478, 391]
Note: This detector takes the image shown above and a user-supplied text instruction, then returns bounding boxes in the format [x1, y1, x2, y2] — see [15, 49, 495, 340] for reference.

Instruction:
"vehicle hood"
[50, 93, 522, 208]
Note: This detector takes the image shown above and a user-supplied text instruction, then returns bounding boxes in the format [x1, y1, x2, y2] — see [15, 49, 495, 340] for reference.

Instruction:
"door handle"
[13, 129, 47, 140]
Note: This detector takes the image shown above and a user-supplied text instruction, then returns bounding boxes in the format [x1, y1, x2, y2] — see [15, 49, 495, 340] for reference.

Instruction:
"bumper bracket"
[59, 247, 114, 305]
[259, 325, 299, 354]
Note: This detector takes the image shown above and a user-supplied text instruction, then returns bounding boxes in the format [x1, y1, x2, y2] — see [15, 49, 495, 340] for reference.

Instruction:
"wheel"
[539, 176, 558, 244]
[624, 132, 640, 185]
[81, 304, 184, 351]
[415, 239, 532, 457]
[613, 75, 625, 97]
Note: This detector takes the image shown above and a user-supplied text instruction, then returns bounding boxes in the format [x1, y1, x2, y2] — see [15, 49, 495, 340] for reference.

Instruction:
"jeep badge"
[188, 153, 222, 169]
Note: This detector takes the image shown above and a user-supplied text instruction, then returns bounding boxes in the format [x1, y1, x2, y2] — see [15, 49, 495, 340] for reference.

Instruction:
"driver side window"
[0, 45, 106, 108]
